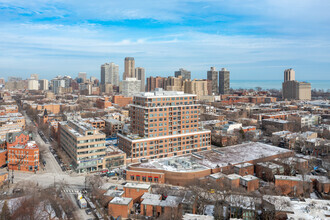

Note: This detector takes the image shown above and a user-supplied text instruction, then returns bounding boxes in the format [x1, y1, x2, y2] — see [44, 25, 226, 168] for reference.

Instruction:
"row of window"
[130, 175, 159, 182]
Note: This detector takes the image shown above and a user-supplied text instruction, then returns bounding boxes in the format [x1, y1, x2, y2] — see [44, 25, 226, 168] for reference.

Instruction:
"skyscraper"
[284, 68, 295, 82]
[30, 74, 39, 80]
[78, 72, 87, 83]
[39, 79, 48, 91]
[219, 68, 230, 94]
[135, 67, 145, 92]
[123, 57, 135, 80]
[101, 62, 119, 86]
[121, 78, 141, 97]
[207, 67, 218, 95]
[175, 68, 191, 80]
[282, 69, 311, 100]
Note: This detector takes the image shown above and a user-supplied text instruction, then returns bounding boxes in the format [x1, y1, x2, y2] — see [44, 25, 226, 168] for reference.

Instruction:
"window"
[154, 177, 159, 182]
[136, 175, 140, 181]
[142, 176, 146, 181]
[148, 176, 153, 182]
[130, 175, 134, 180]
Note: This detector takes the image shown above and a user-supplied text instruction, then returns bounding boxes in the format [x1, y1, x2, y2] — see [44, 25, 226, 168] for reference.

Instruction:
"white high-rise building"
[78, 72, 87, 83]
[30, 74, 39, 80]
[135, 67, 145, 92]
[284, 68, 295, 82]
[39, 79, 48, 91]
[52, 76, 66, 94]
[28, 79, 39, 90]
[121, 78, 141, 97]
[101, 62, 119, 86]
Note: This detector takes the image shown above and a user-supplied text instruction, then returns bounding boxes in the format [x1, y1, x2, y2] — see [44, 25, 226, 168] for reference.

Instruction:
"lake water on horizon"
[230, 80, 330, 90]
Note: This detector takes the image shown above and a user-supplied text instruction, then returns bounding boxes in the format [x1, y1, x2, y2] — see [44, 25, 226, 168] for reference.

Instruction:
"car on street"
[85, 209, 92, 215]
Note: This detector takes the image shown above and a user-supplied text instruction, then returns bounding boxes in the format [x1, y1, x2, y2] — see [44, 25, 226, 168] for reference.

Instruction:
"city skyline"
[1, 1, 330, 81]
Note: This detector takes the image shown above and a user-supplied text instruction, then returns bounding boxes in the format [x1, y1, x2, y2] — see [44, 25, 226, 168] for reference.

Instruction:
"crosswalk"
[62, 189, 82, 194]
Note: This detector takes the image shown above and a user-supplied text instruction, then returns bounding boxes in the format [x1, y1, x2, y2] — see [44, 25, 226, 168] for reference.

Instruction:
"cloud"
[0, 0, 330, 80]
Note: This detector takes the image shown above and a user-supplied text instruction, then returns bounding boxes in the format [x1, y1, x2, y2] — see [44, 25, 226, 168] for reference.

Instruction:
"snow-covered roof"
[110, 197, 132, 205]
[124, 182, 151, 190]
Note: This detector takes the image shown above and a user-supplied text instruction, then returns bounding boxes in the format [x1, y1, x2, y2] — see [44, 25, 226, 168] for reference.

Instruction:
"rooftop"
[130, 142, 292, 172]
[109, 197, 132, 205]
[182, 214, 214, 220]
[134, 88, 196, 98]
[226, 174, 241, 180]
[240, 175, 258, 181]
[124, 182, 151, 190]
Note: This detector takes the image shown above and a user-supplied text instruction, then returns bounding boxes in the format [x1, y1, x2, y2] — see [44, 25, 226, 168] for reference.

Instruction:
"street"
[17, 111, 93, 219]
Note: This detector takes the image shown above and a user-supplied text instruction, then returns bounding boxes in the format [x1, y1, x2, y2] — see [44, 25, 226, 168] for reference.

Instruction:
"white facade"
[39, 79, 48, 91]
[121, 78, 141, 97]
[28, 79, 39, 90]
[222, 121, 242, 134]
[101, 62, 119, 86]
[52, 79, 66, 94]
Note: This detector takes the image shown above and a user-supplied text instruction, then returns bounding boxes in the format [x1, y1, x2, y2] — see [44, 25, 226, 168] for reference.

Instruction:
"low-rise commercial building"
[59, 120, 106, 173]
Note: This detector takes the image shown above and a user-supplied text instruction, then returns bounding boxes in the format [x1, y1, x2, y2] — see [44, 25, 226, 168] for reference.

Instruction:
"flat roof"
[275, 175, 301, 181]
[109, 197, 132, 205]
[226, 174, 241, 180]
[130, 142, 292, 172]
[234, 163, 253, 168]
[240, 175, 258, 181]
[182, 214, 214, 220]
[197, 142, 292, 169]
[134, 89, 196, 98]
[124, 182, 151, 190]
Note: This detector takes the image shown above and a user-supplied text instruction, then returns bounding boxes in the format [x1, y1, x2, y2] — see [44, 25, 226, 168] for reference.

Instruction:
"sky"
[1, 0, 330, 81]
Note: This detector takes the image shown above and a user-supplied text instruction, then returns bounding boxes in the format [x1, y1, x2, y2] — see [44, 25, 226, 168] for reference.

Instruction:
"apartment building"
[59, 120, 106, 173]
[7, 141, 39, 172]
[118, 89, 211, 163]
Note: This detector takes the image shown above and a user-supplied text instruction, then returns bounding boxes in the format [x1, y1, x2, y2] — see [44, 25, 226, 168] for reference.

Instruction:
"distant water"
[230, 80, 330, 90]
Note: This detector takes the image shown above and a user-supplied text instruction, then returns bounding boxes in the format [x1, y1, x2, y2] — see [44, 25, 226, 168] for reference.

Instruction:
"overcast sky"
[1, 0, 330, 81]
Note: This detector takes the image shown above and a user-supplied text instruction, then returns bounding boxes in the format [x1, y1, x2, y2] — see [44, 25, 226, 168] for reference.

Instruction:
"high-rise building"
[30, 74, 39, 80]
[123, 57, 135, 80]
[282, 69, 311, 100]
[117, 89, 211, 163]
[219, 68, 230, 94]
[207, 67, 218, 95]
[146, 76, 166, 92]
[78, 72, 87, 83]
[101, 62, 119, 87]
[59, 120, 106, 173]
[175, 68, 191, 80]
[121, 78, 141, 97]
[0, 78, 4, 85]
[39, 79, 48, 91]
[28, 79, 39, 90]
[284, 68, 295, 82]
[135, 67, 145, 92]
[184, 79, 209, 99]
[164, 76, 184, 91]
[51, 76, 66, 94]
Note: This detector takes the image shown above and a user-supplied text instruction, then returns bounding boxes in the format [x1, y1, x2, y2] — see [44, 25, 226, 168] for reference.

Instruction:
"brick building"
[118, 89, 211, 163]
[112, 95, 133, 107]
[233, 163, 254, 176]
[125, 142, 293, 186]
[7, 141, 39, 172]
[108, 197, 133, 218]
[96, 97, 112, 109]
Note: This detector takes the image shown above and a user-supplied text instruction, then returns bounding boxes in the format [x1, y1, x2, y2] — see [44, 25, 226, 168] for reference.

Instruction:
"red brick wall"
[0, 150, 7, 167]
[108, 201, 133, 218]
[123, 187, 150, 203]
[247, 179, 259, 192]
